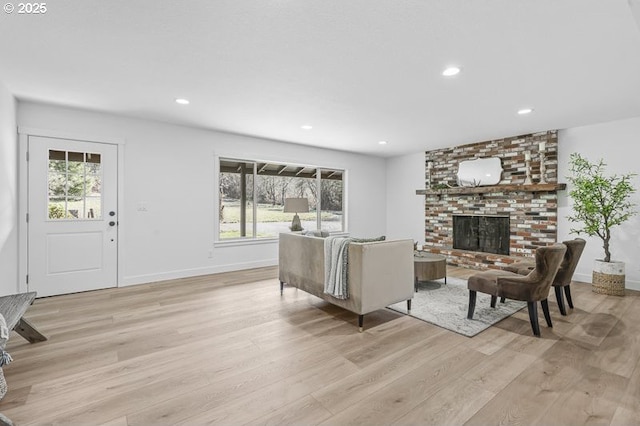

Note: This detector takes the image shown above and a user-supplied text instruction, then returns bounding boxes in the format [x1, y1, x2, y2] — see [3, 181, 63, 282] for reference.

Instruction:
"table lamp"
[283, 198, 309, 231]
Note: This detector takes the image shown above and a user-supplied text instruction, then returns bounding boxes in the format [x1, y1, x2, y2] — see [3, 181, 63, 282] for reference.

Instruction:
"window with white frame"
[218, 158, 344, 240]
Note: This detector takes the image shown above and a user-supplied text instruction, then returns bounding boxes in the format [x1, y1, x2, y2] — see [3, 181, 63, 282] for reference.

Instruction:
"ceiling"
[1, 0, 640, 157]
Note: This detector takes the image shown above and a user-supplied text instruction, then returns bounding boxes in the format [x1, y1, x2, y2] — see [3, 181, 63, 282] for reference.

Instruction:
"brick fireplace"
[418, 131, 563, 270]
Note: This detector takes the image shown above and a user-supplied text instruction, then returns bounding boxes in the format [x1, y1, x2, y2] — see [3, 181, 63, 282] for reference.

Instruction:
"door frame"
[18, 127, 126, 294]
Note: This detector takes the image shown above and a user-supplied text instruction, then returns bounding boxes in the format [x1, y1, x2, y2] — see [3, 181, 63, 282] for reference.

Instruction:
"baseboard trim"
[572, 272, 591, 284]
[122, 259, 278, 287]
[573, 272, 639, 292]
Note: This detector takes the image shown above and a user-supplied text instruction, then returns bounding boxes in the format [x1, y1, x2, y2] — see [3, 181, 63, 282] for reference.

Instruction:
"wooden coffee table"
[414, 252, 447, 292]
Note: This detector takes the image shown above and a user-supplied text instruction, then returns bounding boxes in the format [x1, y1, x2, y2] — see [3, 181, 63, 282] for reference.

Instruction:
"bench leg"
[15, 317, 47, 343]
[0, 413, 14, 426]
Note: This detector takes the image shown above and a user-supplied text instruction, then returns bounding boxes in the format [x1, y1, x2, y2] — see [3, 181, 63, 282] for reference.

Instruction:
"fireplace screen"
[453, 215, 510, 255]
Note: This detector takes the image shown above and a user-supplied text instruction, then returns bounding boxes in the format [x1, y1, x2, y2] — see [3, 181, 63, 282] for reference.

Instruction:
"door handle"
[109, 211, 116, 216]
[109, 221, 116, 227]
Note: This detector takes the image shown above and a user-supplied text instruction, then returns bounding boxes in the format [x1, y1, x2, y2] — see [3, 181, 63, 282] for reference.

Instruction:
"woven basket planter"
[592, 260, 625, 296]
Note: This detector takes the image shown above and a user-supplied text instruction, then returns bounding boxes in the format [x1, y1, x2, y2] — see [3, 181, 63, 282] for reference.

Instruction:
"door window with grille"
[48, 150, 102, 220]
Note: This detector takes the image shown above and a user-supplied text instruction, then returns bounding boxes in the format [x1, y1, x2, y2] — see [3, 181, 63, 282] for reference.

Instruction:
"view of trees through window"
[219, 159, 344, 239]
[48, 150, 102, 220]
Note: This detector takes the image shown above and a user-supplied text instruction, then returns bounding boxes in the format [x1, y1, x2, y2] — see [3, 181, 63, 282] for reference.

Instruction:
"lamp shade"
[283, 198, 309, 213]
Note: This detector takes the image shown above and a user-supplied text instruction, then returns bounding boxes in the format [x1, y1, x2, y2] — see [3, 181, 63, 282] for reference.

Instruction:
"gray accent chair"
[467, 243, 567, 337]
[503, 238, 586, 315]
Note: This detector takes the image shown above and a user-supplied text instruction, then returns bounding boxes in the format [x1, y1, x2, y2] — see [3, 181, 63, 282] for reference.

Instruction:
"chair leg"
[500, 297, 506, 303]
[407, 299, 412, 311]
[541, 299, 553, 328]
[467, 290, 477, 319]
[280, 281, 284, 295]
[358, 314, 364, 332]
[490, 295, 497, 308]
[554, 286, 567, 316]
[527, 301, 541, 337]
[564, 285, 574, 309]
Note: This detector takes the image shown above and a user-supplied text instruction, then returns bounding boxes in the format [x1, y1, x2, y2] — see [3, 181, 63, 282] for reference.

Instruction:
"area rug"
[388, 277, 526, 337]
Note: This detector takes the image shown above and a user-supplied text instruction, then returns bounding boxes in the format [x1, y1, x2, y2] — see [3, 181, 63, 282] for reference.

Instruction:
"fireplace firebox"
[453, 215, 510, 255]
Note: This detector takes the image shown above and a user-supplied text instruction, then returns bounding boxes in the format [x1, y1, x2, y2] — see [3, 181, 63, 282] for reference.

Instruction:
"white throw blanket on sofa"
[324, 236, 353, 299]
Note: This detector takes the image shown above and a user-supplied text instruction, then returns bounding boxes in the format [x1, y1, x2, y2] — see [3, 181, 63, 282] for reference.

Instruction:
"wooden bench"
[0, 292, 47, 344]
[0, 293, 46, 426]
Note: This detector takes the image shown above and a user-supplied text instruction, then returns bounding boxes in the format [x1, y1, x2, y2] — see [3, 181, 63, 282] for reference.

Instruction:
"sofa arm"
[348, 239, 414, 314]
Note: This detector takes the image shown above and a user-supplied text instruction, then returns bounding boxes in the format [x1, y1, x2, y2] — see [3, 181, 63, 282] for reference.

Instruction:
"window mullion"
[253, 162, 257, 238]
[83, 153, 87, 219]
[316, 169, 322, 231]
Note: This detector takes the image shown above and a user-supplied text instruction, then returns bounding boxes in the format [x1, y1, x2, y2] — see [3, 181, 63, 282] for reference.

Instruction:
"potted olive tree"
[566, 153, 637, 296]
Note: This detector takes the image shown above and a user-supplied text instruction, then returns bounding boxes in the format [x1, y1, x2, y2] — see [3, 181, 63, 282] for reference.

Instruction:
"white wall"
[18, 101, 387, 286]
[385, 152, 425, 243]
[0, 82, 17, 295]
[558, 117, 640, 290]
[385, 116, 640, 291]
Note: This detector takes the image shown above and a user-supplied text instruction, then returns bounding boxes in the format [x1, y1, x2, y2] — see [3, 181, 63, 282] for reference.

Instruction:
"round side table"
[414, 252, 447, 292]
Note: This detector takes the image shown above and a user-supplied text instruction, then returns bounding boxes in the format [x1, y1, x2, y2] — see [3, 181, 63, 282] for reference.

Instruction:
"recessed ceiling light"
[175, 98, 190, 105]
[378, 140, 388, 145]
[301, 125, 313, 130]
[517, 108, 534, 115]
[442, 66, 461, 77]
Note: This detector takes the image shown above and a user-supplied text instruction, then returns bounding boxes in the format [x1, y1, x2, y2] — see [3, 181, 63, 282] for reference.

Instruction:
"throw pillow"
[351, 236, 386, 243]
[303, 230, 330, 238]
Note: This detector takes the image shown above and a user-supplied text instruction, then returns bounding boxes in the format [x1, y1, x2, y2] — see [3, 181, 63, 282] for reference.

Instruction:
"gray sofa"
[278, 232, 414, 330]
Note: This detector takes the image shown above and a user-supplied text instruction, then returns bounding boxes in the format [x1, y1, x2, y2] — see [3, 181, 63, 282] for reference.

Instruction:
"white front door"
[28, 136, 118, 297]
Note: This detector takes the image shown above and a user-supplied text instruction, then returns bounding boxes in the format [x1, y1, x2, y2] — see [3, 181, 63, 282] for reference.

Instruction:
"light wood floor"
[2, 266, 639, 425]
